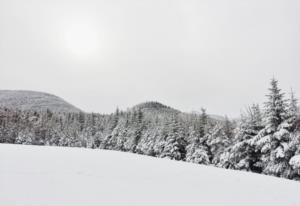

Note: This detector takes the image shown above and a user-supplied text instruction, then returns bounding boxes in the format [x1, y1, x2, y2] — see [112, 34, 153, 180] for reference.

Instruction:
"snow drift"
[1, 144, 300, 206]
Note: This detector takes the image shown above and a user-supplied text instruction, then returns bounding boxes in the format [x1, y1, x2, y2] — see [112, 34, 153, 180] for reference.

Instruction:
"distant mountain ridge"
[0, 90, 81, 113]
[132, 101, 180, 113]
[0, 90, 222, 121]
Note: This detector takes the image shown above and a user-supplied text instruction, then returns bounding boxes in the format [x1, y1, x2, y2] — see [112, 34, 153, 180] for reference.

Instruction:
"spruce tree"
[218, 105, 263, 172]
[287, 89, 299, 123]
[199, 108, 208, 137]
[248, 104, 263, 131]
[159, 115, 186, 160]
[186, 130, 210, 164]
[223, 116, 234, 139]
[253, 79, 292, 177]
[264, 78, 287, 132]
[206, 123, 231, 164]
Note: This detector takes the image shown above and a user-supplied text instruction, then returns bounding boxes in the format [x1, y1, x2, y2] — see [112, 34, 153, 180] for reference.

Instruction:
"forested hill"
[132, 101, 180, 113]
[0, 90, 81, 113]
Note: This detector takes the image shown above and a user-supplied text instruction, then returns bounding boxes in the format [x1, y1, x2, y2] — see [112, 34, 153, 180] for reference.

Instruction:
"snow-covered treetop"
[264, 78, 288, 132]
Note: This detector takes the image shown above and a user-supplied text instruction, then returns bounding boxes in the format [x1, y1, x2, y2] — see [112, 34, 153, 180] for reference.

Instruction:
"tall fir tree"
[264, 78, 287, 132]
[253, 79, 292, 177]
[199, 108, 208, 137]
[159, 115, 187, 160]
[218, 104, 263, 172]
[287, 89, 299, 124]
[186, 129, 210, 164]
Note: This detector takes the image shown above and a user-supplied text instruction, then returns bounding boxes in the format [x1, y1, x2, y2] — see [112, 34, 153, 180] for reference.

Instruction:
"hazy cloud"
[0, 0, 299, 117]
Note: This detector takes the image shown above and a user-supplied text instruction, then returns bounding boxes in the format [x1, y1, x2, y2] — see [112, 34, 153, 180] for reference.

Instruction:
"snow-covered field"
[1, 144, 300, 206]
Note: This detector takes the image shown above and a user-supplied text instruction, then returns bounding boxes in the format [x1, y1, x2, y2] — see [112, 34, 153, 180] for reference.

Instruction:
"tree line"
[0, 78, 300, 180]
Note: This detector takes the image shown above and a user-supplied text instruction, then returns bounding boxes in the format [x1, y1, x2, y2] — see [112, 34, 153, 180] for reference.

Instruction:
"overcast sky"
[0, 0, 299, 117]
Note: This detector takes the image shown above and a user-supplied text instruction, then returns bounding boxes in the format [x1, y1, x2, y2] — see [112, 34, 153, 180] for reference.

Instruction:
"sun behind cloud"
[61, 20, 101, 59]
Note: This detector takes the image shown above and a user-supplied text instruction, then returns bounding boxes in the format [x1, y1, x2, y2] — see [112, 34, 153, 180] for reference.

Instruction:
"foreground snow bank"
[1, 144, 300, 206]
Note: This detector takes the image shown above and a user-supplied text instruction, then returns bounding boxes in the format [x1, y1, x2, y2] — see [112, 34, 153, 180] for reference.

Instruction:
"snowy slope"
[0, 90, 81, 113]
[1, 144, 300, 206]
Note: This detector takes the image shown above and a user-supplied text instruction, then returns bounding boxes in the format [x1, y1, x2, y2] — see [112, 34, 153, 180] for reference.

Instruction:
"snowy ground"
[1, 144, 300, 206]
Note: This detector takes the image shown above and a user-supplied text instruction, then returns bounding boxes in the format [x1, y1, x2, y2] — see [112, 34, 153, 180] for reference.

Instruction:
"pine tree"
[218, 105, 263, 172]
[250, 79, 293, 177]
[287, 89, 299, 123]
[159, 115, 186, 160]
[199, 108, 208, 137]
[248, 104, 263, 131]
[132, 108, 144, 152]
[288, 132, 300, 180]
[223, 116, 234, 139]
[109, 109, 120, 132]
[206, 123, 231, 164]
[78, 111, 85, 131]
[16, 129, 33, 145]
[186, 130, 209, 164]
[264, 78, 287, 132]
[123, 108, 145, 152]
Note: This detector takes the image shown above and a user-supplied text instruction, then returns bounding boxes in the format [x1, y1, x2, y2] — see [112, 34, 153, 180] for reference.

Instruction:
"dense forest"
[1, 78, 300, 181]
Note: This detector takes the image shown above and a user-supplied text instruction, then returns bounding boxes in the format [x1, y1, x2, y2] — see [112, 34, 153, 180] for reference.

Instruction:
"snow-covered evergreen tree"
[206, 123, 232, 164]
[16, 130, 33, 145]
[186, 108, 210, 164]
[186, 130, 210, 164]
[159, 115, 186, 160]
[199, 108, 208, 137]
[264, 78, 288, 132]
[287, 89, 299, 124]
[249, 79, 294, 177]
[218, 104, 263, 172]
